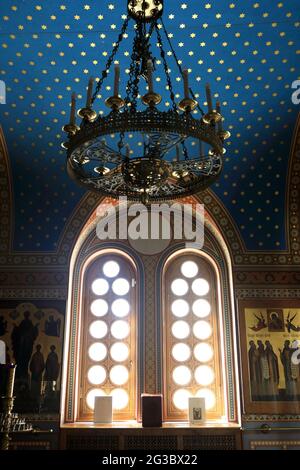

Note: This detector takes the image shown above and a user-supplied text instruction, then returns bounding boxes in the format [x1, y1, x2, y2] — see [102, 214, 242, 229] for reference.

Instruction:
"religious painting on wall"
[0, 300, 65, 414]
[239, 300, 300, 414]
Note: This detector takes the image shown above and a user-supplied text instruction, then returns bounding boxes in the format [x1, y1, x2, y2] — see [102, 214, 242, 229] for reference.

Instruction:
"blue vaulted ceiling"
[0, 0, 299, 251]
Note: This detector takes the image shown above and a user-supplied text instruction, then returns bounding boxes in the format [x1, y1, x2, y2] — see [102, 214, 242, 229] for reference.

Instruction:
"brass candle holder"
[0, 364, 33, 450]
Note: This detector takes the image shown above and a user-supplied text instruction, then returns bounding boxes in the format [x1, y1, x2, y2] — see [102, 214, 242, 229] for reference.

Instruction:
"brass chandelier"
[62, 0, 230, 203]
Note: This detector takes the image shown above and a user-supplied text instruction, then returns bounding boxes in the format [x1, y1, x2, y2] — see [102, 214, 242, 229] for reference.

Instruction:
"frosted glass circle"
[88, 365, 107, 385]
[90, 299, 109, 317]
[171, 343, 191, 362]
[88, 342, 107, 362]
[196, 388, 216, 410]
[111, 320, 130, 339]
[192, 299, 211, 318]
[103, 261, 120, 278]
[171, 278, 189, 296]
[110, 365, 129, 385]
[172, 321, 190, 339]
[91, 278, 109, 296]
[111, 388, 129, 410]
[86, 389, 106, 410]
[195, 365, 215, 386]
[89, 320, 108, 339]
[111, 299, 130, 318]
[193, 321, 212, 340]
[112, 278, 130, 296]
[110, 342, 129, 362]
[192, 278, 210, 296]
[172, 366, 192, 386]
[181, 261, 198, 278]
[194, 343, 213, 363]
[171, 299, 189, 317]
[172, 389, 192, 410]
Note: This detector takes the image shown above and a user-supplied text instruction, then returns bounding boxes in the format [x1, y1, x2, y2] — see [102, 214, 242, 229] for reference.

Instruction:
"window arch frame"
[62, 244, 144, 425]
[156, 242, 240, 425]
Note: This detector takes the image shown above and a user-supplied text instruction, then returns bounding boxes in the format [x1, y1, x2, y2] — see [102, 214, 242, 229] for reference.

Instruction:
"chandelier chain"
[155, 24, 177, 112]
[91, 17, 130, 105]
[160, 17, 205, 116]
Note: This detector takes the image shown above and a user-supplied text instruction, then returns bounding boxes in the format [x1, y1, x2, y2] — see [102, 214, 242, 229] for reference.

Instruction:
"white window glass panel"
[111, 320, 130, 340]
[196, 388, 216, 410]
[172, 365, 192, 386]
[91, 278, 109, 296]
[194, 365, 215, 386]
[88, 342, 107, 362]
[193, 343, 213, 363]
[180, 261, 198, 278]
[192, 278, 210, 296]
[110, 342, 129, 362]
[112, 278, 130, 296]
[90, 299, 109, 317]
[193, 320, 212, 340]
[171, 320, 190, 339]
[103, 261, 120, 278]
[111, 388, 129, 410]
[86, 389, 106, 410]
[172, 389, 192, 410]
[109, 365, 129, 385]
[111, 299, 130, 318]
[171, 278, 189, 296]
[171, 343, 191, 362]
[89, 320, 108, 339]
[192, 299, 211, 318]
[87, 365, 107, 385]
[171, 299, 189, 318]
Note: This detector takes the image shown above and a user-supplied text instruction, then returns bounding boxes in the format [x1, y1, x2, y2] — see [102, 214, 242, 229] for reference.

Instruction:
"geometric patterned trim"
[250, 440, 300, 450]
[243, 414, 300, 422]
[236, 288, 300, 299]
[0, 288, 67, 299]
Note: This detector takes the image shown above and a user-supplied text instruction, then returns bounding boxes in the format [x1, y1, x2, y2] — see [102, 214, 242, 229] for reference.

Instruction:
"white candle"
[86, 77, 94, 108]
[206, 83, 213, 113]
[114, 65, 120, 97]
[7, 364, 16, 398]
[216, 101, 223, 131]
[70, 92, 76, 125]
[147, 60, 154, 93]
[183, 69, 190, 99]
[0, 340, 5, 364]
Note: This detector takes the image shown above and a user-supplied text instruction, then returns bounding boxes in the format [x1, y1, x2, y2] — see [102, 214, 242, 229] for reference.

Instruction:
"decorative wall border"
[235, 288, 300, 299]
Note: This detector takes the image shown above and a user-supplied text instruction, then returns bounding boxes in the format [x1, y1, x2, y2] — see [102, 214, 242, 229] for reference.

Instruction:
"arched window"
[162, 250, 227, 422]
[77, 250, 138, 421]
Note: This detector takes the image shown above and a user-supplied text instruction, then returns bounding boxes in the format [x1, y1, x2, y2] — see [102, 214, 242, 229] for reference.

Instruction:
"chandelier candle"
[114, 65, 120, 97]
[216, 101, 222, 132]
[70, 93, 76, 126]
[183, 69, 190, 100]
[86, 77, 94, 108]
[147, 60, 154, 94]
[206, 83, 213, 113]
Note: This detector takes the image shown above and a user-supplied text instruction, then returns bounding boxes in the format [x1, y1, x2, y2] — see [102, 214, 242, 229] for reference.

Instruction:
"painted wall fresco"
[0, 300, 65, 413]
[245, 307, 300, 402]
